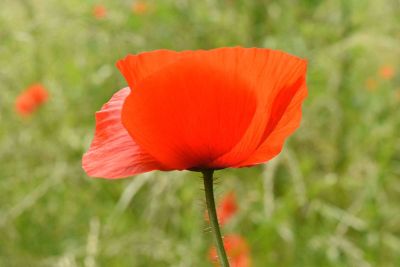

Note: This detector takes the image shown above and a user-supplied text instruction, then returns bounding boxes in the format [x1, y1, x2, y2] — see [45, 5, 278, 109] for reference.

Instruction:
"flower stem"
[202, 169, 230, 267]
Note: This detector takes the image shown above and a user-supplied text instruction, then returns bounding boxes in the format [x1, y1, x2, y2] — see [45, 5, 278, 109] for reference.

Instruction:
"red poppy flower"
[15, 84, 49, 116]
[217, 191, 238, 226]
[132, 1, 148, 14]
[93, 5, 106, 19]
[82, 47, 307, 178]
[206, 191, 238, 225]
[209, 234, 251, 267]
[379, 65, 395, 80]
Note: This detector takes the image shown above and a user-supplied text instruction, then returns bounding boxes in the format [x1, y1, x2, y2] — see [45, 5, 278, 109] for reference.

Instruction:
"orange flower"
[379, 65, 395, 80]
[205, 191, 238, 225]
[209, 234, 251, 267]
[82, 47, 307, 178]
[217, 191, 238, 226]
[15, 84, 49, 116]
[93, 5, 106, 19]
[132, 1, 148, 14]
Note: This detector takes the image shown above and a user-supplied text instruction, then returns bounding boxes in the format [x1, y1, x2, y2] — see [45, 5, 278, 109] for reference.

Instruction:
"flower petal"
[209, 234, 251, 267]
[15, 84, 49, 116]
[217, 191, 238, 226]
[82, 87, 163, 178]
[204, 48, 307, 167]
[120, 56, 257, 170]
[238, 79, 307, 166]
[116, 49, 191, 87]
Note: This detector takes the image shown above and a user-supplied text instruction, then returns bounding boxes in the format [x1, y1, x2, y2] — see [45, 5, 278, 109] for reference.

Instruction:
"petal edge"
[82, 87, 163, 178]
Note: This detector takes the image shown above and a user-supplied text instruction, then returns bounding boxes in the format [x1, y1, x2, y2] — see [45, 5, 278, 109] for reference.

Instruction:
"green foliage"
[1, 0, 399, 266]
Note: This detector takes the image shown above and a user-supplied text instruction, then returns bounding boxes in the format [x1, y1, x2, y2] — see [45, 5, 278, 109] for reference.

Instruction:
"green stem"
[202, 170, 230, 267]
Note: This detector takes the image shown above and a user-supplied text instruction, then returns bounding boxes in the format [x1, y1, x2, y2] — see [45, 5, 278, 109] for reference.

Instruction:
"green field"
[1, 0, 400, 266]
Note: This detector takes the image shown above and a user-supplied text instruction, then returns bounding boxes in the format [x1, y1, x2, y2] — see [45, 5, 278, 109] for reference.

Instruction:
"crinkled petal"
[82, 87, 164, 178]
[116, 49, 191, 87]
[238, 79, 307, 166]
[203, 48, 307, 167]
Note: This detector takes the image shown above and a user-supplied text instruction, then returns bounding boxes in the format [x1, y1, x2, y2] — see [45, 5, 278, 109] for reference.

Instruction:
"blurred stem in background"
[21, 0, 43, 80]
[249, 0, 269, 46]
[336, 0, 354, 172]
[203, 169, 230, 267]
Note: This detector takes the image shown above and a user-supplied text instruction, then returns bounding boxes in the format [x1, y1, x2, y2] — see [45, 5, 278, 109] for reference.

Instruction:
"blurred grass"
[1, 0, 400, 266]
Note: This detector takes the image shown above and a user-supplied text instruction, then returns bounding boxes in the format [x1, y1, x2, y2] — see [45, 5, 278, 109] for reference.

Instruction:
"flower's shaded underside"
[83, 47, 307, 178]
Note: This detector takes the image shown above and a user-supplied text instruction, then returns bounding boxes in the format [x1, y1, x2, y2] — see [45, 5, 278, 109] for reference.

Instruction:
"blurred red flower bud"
[15, 84, 49, 116]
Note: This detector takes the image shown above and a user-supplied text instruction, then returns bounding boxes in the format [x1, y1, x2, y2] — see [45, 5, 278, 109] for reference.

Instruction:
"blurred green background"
[1, 0, 400, 266]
